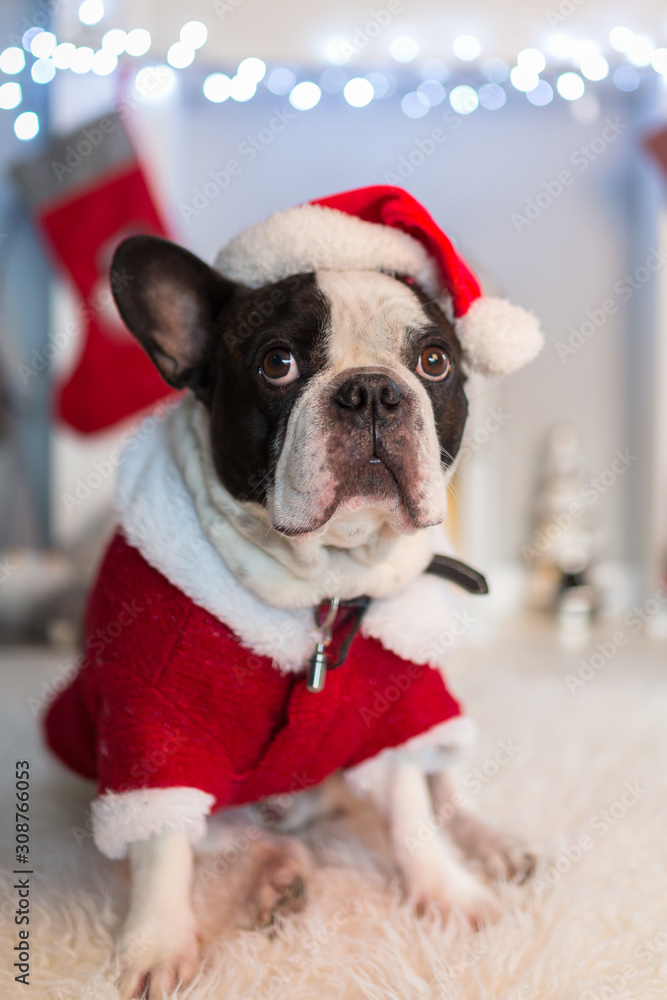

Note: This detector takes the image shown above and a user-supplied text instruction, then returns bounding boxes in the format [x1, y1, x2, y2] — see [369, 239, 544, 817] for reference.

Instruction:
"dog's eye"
[416, 346, 451, 382]
[260, 347, 300, 385]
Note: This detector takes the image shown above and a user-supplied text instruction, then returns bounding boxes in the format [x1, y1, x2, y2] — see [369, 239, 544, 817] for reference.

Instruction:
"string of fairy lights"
[1, 1, 667, 142]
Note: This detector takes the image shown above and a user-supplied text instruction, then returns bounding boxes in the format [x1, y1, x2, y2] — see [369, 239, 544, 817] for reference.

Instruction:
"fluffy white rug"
[2, 620, 667, 1000]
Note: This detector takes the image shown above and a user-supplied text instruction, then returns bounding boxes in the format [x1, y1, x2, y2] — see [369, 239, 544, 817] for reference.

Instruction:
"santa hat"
[214, 185, 542, 377]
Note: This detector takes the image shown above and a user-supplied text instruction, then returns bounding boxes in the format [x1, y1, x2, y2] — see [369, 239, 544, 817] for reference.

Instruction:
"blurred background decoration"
[1, 0, 667, 643]
[523, 424, 602, 632]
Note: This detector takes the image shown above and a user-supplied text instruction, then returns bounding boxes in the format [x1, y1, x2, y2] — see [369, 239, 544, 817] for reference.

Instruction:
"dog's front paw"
[414, 868, 502, 929]
[459, 822, 537, 885]
[117, 915, 200, 999]
[478, 833, 537, 885]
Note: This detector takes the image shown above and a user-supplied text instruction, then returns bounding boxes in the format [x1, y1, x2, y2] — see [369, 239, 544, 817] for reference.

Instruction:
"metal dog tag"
[307, 598, 340, 693]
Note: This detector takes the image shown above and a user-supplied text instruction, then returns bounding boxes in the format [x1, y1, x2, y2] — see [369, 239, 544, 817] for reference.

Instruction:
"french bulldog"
[45, 187, 542, 998]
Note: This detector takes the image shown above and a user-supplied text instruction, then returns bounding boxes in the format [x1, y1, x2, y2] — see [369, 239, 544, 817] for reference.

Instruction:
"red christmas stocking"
[645, 124, 667, 178]
[13, 113, 175, 433]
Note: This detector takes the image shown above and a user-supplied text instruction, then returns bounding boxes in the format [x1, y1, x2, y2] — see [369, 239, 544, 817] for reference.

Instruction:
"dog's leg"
[357, 754, 501, 926]
[428, 769, 536, 884]
[118, 831, 199, 1000]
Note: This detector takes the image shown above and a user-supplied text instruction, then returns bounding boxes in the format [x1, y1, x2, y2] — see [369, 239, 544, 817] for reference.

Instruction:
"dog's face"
[111, 237, 468, 537]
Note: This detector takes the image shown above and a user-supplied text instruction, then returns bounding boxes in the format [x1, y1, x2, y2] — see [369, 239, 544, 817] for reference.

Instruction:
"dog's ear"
[110, 235, 236, 389]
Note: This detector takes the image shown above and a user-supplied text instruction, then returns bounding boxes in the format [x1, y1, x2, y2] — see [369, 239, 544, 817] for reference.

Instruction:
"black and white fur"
[110, 235, 535, 999]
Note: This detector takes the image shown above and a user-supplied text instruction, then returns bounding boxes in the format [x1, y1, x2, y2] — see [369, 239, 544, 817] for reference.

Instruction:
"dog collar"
[307, 555, 488, 692]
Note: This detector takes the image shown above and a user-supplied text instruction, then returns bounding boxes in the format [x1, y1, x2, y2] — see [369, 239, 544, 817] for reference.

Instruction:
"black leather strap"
[425, 554, 489, 595]
[330, 597, 371, 668]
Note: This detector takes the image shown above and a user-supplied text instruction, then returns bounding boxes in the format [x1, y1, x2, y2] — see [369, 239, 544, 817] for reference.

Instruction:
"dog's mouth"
[271, 439, 433, 537]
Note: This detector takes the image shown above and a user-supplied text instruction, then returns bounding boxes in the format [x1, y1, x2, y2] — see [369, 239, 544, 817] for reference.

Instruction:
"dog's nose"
[333, 373, 403, 418]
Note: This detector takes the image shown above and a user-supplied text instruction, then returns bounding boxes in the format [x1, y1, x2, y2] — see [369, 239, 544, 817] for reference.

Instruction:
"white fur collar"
[114, 397, 468, 672]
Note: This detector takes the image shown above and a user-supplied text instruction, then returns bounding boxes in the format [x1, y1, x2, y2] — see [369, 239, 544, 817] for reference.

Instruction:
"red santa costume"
[43, 186, 542, 860]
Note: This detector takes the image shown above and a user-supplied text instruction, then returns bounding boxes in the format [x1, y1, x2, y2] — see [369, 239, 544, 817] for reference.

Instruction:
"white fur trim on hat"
[91, 787, 215, 859]
[454, 296, 544, 376]
[215, 202, 543, 378]
[214, 203, 441, 295]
